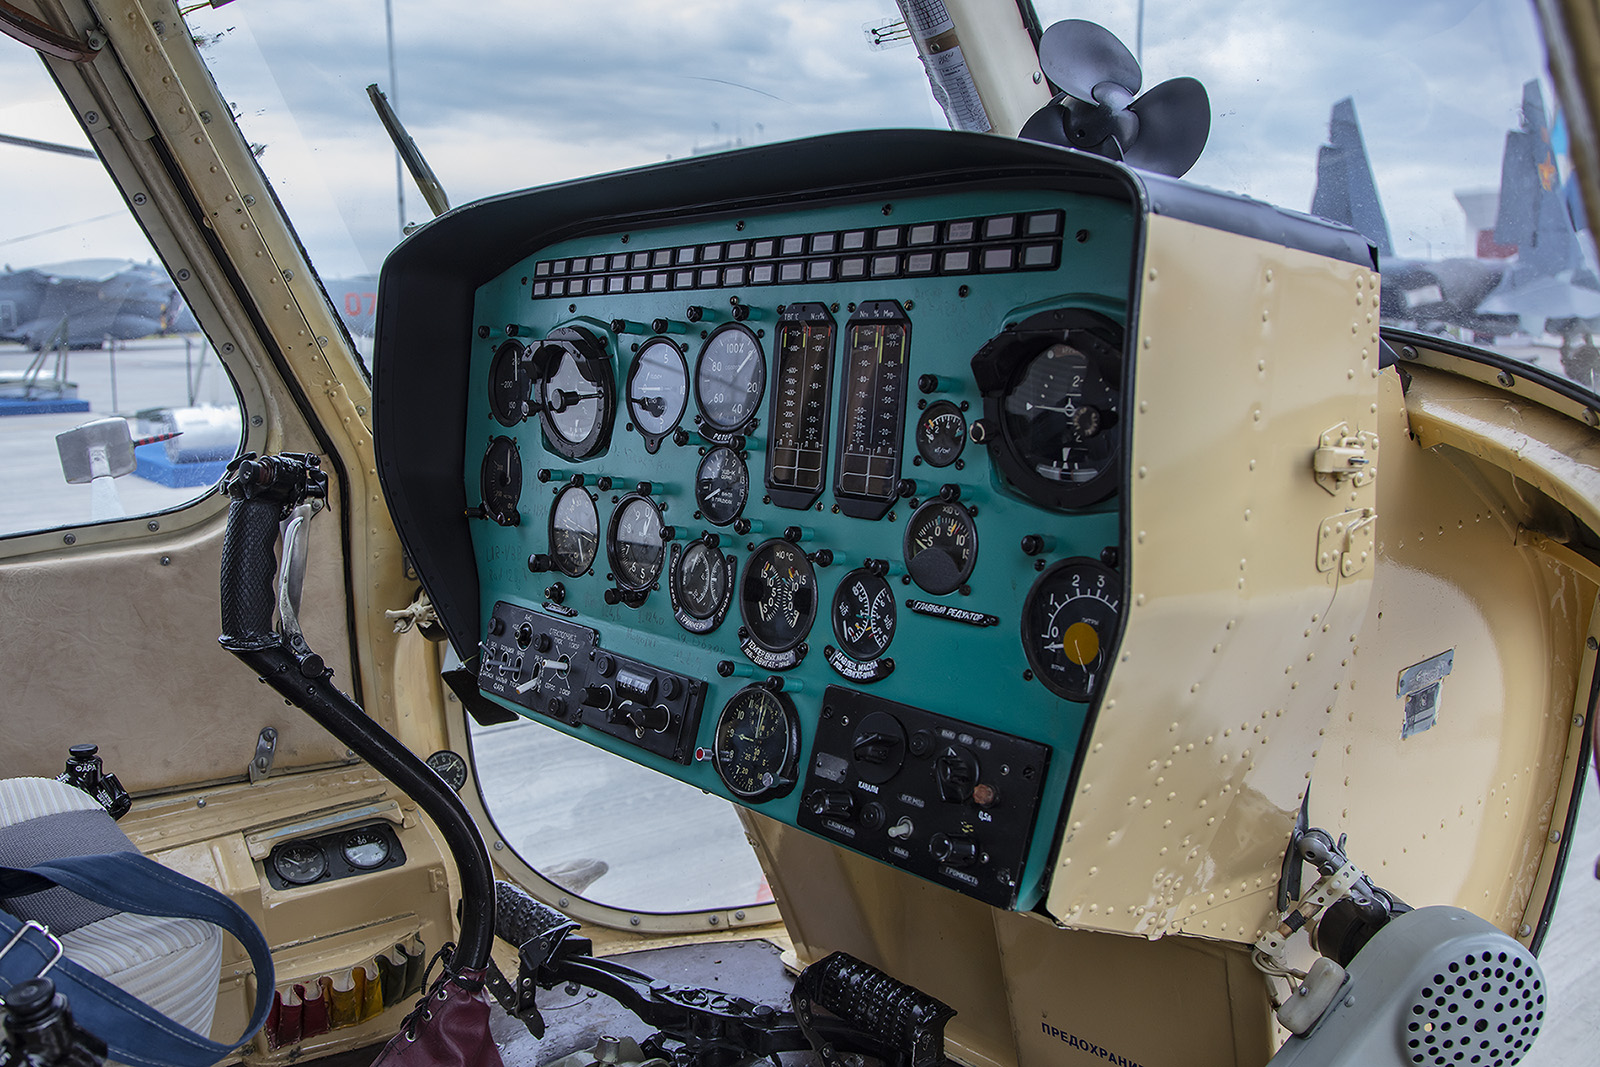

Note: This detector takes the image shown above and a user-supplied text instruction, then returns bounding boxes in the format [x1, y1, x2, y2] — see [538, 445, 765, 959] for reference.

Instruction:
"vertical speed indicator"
[765, 303, 835, 510]
[832, 300, 911, 520]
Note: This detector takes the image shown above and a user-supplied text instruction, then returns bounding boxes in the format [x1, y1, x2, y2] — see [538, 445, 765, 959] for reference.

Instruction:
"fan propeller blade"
[1123, 78, 1211, 177]
[1038, 19, 1140, 103]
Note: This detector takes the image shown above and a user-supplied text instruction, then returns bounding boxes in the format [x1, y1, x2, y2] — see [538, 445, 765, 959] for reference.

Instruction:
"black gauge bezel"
[764, 302, 836, 510]
[536, 325, 617, 461]
[668, 536, 736, 631]
[1020, 556, 1122, 702]
[341, 827, 393, 870]
[607, 491, 667, 592]
[712, 683, 801, 802]
[694, 321, 767, 435]
[831, 568, 897, 661]
[488, 338, 532, 427]
[426, 750, 469, 792]
[915, 399, 967, 468]
[969, 307, 1124, 511]
[739, 538, 819, 653]
[270, 842, 327, 886]
[626, 337, 689, 453]
[831, 300, 912, 520]
[694, 445, 749, 527]
[548, 483, 600, 577]
[480, 435, 522, 527]
[901, 498, 979, 596]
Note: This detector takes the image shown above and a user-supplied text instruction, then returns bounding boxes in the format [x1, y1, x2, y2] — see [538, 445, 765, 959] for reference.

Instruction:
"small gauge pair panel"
[266, 822, 405, 890]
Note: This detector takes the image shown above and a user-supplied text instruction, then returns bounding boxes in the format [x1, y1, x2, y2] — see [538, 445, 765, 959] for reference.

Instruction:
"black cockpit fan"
[1019, 19, 1210, 178]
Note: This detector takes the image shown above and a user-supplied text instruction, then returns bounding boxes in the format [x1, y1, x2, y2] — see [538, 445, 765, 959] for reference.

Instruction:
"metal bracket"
[1312, 423, 1379, 494]
[1316, 507, 1376, 577]
[249, 726, 278, 783]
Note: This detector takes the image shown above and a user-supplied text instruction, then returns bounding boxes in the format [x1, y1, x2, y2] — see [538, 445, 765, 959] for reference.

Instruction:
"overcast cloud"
[0, 0, 1561, 278]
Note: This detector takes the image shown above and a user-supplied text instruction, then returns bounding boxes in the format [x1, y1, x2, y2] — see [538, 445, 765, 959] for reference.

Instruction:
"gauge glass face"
[903, 499, 978, 595]
[834, 305, 909, 511]
[675, 541, 728, 620]
[915, 399, 966, 468]
[542, 346, 605, 445]
[832, 569, 896, 661]
[695, 324, 766, 432]
[713, 685, 799, 801]
[608, 495, 665, 591]
[480, 436, 522, 525]
[1022, 559, 1122, 702]
[740, 539, 818, 652]
[426, 750, 468, 792]
[627, 338, 688, 439]
[767, 307, 834, 500]
[549, 484, 599, 577]
[488, 339, 531, 426]
[342, 827, 391, 870]
[695, 446, 748, 526]
[1001, 342, 1119, 487]
[272, 842, 327, 886]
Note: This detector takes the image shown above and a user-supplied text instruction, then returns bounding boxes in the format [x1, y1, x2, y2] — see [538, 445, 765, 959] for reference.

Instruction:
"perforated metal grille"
[1404, 948, 1544, 1066]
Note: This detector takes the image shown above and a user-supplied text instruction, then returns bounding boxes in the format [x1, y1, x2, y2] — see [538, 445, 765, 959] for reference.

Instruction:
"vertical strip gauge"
[832, 300, 911, 520]
[765, 302, 836, 510]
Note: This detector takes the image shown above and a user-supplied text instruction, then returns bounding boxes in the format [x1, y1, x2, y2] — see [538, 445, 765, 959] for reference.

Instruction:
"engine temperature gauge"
[1021, 558, 1122, 702]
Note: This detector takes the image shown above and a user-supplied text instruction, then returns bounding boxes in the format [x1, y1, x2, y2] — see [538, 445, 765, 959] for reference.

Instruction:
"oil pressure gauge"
[1021, 558, 1122, 702]
[915, 400, 966, 468]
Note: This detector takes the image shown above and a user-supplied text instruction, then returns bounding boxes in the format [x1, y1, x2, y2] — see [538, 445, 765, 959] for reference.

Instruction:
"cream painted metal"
[1047, 216, 1382, 938]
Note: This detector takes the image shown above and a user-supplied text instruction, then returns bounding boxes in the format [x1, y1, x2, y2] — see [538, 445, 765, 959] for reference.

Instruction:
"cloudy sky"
[0, 0, 1558, 279]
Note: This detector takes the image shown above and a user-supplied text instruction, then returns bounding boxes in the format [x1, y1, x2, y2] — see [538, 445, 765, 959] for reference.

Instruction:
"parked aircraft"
[0, 258, 197, 348]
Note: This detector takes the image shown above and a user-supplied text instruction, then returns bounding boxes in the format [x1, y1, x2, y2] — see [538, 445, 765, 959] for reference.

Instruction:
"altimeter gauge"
[1021, 558, 1122, 702]
[712, 683, 800, 802]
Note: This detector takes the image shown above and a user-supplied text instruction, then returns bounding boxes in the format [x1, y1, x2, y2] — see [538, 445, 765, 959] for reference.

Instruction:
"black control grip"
[220, 493, 283, 643]
[797, 952, 955, 1067]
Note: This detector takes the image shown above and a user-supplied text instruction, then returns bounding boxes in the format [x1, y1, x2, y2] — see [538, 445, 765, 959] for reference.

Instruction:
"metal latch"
[249, 726, 278, 783]
[1312, 423, 1379, 494]
[1317, 508, 1375, 577]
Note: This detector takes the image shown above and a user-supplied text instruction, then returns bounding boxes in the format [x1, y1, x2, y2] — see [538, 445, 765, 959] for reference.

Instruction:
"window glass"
[1029, 0, 1600, 393]
[1, 53, 239, 538]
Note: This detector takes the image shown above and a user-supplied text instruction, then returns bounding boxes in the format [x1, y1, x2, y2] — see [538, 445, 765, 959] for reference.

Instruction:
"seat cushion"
[0, 777, 222, 1039]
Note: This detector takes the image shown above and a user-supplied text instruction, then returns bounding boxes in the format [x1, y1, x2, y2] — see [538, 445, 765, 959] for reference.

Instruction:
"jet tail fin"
[1493, 80, 1581, 278]
[1310, 97, 1393, 257]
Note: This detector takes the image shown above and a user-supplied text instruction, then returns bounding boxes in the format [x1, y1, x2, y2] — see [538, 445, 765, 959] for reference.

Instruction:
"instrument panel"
[460, 183, 1134, 911]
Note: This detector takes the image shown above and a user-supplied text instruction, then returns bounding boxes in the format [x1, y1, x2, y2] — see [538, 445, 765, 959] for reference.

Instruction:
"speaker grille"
[1404, 947, 1544, 1066]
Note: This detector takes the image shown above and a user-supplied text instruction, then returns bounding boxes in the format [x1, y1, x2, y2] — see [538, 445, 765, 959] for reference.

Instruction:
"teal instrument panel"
[464, 186, 1135, 911]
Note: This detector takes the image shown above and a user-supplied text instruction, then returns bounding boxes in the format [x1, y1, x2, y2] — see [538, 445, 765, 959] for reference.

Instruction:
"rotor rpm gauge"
[607, 492, 667, 592]
[695, 323, 766, 437]
[739, 538, 818, 657]
[536, 326, 616, 461]
[1021, 558, 1122, 702]
[765, 302, 835, 509]
[712, 684, 800, 802]
[479, 436, 522, 527]
[548, 484, 599, 577]
[626, 338, 689, 452]
[695, 446, 748, 527]
[903, 499, 978, 596]
[915, 400, 967, 468]
[488, 338, 533, 426]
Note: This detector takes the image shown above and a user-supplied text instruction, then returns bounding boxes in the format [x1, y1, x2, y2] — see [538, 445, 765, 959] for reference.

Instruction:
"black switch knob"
[487, 616, 506, 637]
[929, 832, 978, 868]
[934, 744, 979, 804]
[853, 732, 896, 765]
[514, 623, 534, 649]
[582, 684, 613, 710]
[544, 582, 566, 604]
[860, 802, 887, 831]
[595, 654, 616, 677]
[533, 633, 553, 653]
[614, 702, 671, 733]
[529, 552, 553, 573]
[686, 305, 705, 322]
[809, 791, 856, 821]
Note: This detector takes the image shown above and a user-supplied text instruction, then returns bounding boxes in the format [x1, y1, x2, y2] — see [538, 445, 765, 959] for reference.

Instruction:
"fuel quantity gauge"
[1021, 558, 1122, 702]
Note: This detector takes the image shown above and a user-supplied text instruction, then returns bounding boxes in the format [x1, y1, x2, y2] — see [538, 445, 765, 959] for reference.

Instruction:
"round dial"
[695, 323, 766, 434]
[1021, 558, 1122, 702]
[480, 436, 522, 527]
[674, 539, 729, 621]
[536, 328, 616, 461]
[902, 499, 978, 596]
[488, 339, 532, 426]
[1000, 340, 1119, 499]
[426, 750, 468, 792]
[607, 493, 666, 591]
[915, 400, 966, 468]
[548, 484, 599, 577]
[832, 569, 897, 661]
[626, 338, 688, 446]
[695, 446, 748, 526]
[271, 842, 327, 886]
[342, 827, 391, 870]
[712, 684, 800, 802]
[740, 538, 818, 653]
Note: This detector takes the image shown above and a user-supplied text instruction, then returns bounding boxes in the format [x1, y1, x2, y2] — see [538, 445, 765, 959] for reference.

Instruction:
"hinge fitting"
[1312, 423, 1379, 494]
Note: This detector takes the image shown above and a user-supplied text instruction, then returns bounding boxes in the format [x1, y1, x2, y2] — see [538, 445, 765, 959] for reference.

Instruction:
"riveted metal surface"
[1045, 214, 1381, 938]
